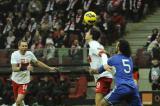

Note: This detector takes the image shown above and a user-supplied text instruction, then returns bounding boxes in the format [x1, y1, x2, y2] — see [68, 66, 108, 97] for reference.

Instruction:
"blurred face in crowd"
[73, 40, 79, 46]
[85, 30, 92, 43]
[18, 41, 28, 55]
[157, 35, 160, 43]
[152, 29, 158, 34]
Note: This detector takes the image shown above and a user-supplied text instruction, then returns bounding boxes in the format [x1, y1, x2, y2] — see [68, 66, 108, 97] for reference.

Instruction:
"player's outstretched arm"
[34, 60, 58, 72]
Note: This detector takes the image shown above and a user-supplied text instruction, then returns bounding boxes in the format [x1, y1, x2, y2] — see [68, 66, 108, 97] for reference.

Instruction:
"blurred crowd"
[144, 28, 160, 90]
[0, 0, 158, 53]
[0, 74, 70, 105]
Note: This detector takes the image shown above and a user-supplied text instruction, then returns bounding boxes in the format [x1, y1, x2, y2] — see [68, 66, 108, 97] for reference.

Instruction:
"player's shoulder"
[109, 54, 121, 60]
[11, 50, 19, 56]
[26, 51, 34, 55]
[89, 41, 104, 48]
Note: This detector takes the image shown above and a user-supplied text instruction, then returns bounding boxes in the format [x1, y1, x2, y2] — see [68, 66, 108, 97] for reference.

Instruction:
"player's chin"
[21, 50, 27, 53]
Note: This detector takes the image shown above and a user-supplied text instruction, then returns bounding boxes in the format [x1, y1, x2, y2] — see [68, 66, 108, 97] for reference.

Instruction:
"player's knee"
[100, 99, 109, 106]
[15, 99, 22, 106]
[100, 99, 107, 106]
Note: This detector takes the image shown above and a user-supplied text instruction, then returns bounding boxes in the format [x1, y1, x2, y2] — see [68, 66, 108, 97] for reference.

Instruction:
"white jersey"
[88, 40, 113, 82]
[11, 50, 37, 84]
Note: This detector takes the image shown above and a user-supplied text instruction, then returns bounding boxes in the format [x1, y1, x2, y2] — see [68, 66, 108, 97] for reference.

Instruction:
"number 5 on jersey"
[122, 59, 131, 73]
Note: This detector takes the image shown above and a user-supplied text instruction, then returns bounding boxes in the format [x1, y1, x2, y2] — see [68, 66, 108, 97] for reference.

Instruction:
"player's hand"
[103, 64, 113, 72]
[88, 68, 98, 75]
[49, 67, 58, 72]
[27, 64, 33, 72]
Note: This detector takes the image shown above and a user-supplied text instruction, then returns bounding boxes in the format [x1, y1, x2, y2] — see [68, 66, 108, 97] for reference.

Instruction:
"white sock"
[12, 103, 16, 106]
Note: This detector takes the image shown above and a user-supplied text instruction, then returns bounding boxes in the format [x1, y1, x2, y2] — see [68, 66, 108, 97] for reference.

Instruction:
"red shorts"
[96, 77, 112, 94]
[12, 81, 28, 99]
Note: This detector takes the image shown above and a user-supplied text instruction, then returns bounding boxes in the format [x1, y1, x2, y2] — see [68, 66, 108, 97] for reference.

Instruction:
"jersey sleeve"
[11, 53, 17, 64]
[107, 56, 114, 66]
[97, 65, 105, 74]
[30, 51, 38, 63]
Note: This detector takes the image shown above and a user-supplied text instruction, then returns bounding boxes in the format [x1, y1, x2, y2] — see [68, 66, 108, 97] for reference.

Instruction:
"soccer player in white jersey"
[85, 27, 113, 106]
[11, 40, 57, 106]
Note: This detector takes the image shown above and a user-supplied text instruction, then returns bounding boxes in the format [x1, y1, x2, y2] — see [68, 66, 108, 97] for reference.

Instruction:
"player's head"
[116, 39, 131, 57]
[85, 27, 101, 43]
[18, 39, 28, 54]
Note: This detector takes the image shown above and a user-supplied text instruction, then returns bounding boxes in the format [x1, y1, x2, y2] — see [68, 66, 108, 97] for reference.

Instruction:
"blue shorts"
[104, 84, 142, 106]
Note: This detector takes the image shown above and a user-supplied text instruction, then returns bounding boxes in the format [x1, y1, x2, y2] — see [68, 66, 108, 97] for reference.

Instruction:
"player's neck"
[88, 39, 93, 43]
[117, 51, 121, 54]
[19, 50, 26, 55]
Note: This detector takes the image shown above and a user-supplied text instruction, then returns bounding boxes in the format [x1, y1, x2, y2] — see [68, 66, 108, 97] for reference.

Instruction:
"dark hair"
[118, 39, 131, 57]
[90, 27, 101, 40]
[18, 39, 28, 46]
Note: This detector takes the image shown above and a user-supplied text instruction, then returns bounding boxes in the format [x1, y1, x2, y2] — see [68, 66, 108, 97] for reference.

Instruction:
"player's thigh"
[12, 81, 19, 99]
[96, 77, 112, 94]
[130, 88, 142, 106]
[18, 83, 28, 95]
[95, 93, 104, 106]
[104, 85, 130, 105]
[16, 94, 25, 102]
[100, 98, 111, 106]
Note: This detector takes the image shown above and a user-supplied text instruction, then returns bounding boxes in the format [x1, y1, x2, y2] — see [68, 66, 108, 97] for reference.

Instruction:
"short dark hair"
[118, 39, 131, 57]
[90, 27, 101, 40]
[18, 39, 28, 46]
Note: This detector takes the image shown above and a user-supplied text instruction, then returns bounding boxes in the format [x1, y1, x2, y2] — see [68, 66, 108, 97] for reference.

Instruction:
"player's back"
[108, 54, 135, 88]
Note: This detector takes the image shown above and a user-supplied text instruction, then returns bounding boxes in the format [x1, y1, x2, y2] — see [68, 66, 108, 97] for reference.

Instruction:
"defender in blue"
[98, 39, 142, 106]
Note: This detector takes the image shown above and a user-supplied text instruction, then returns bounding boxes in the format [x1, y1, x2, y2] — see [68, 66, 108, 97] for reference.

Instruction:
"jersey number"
[122, 59, 131, 73]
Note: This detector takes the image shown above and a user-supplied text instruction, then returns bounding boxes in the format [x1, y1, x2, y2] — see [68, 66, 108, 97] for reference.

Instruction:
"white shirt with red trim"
[11, 50, 37, 84]
[88, 40, 113, 82]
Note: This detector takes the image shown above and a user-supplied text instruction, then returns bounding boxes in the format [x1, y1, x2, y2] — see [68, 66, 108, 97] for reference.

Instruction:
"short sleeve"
[107, 57, 114, 66]
[30, 51, 38, 63]
[11, 53, 17, 64]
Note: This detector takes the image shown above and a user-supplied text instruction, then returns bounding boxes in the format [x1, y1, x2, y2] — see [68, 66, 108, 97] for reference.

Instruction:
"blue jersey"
[108, 54, 135, 88]
[99, 54, 142, 106]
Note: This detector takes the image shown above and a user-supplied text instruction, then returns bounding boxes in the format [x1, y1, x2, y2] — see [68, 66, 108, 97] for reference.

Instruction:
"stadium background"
[0, 0, 160, 106]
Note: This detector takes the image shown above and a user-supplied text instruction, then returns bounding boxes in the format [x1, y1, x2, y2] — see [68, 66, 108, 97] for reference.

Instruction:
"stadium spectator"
[147, 35, 160, 53]
[145, 28, 159, 48]
[45, 0, 56, 13]
[43, 36, 55, 60]
[36, 75, 55, 105]
[147, 35, 160, 90]
[2, 78, 13, 105]
[149, 65, 160, 90]
[5, 31, 15, 49]
[51, 74, 70, 105]
[28, 0, 42, 19]
[69, 39, 81, 59]
[3, 17, 13, 35]
[31, 37, 44, 58]
[66, 0, 78, 11]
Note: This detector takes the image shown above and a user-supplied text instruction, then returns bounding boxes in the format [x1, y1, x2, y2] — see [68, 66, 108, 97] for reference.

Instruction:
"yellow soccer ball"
[83, 11, 97, 25]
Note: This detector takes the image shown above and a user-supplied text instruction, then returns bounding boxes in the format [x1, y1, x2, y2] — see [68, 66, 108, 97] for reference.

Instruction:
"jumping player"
[11, 40, 57, 106]
[85, 27, 113, 106]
